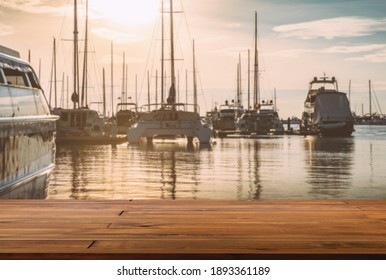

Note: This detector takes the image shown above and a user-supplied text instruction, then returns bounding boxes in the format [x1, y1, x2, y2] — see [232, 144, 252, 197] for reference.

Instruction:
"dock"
[1, 200, 386, 259]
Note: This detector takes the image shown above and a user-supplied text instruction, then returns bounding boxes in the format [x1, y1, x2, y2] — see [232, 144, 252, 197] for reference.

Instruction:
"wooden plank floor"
[1, 200, 386, 259]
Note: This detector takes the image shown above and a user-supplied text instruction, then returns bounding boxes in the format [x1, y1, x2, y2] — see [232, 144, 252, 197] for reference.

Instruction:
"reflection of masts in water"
[304, 137, 354, 197]
[159, 151, 177, 199]
[245, 141, 262, 199]
[252, 141, 262, 199]
[237, 141, 243, 199]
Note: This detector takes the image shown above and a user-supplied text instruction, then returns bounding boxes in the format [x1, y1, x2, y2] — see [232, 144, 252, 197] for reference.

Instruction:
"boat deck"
[1, 200, 386, 259]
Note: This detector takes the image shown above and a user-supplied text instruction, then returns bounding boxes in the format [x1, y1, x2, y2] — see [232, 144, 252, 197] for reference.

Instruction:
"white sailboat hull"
[128, 120, 212, 143]
[127, 111, 212, 143]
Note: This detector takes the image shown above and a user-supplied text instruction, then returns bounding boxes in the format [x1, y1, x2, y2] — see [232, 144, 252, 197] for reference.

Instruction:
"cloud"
[0, 0, 68, 15]
[273, 17, 386, 40]
[271, 44, 386, 63]
[0, 22, 13, 36]
[92, 28, 144, 44]
[346, 49, 386, 63]
[325, 44, 386, 54]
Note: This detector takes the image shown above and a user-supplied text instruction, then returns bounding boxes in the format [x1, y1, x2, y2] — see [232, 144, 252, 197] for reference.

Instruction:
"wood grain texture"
[0, 200, 386, 259]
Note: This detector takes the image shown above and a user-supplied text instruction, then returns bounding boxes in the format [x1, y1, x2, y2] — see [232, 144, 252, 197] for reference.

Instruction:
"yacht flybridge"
[127, 0, 212, 145]
[300, 76, 354, 136]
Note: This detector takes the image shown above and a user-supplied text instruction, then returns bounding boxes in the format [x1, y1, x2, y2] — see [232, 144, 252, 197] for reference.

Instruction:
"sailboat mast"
[248, 49, 250, 110]
[110, 41, 114, 116]
[54, 38, 57, 108]
[49, 37, 57, 108]
[81, 0, 89, 108]
[147, 71, 150, 111]
[193, 40, 197, 113]
[237, 57, 239, 104]
[121, 51, 125, 103]
[103, 68, 106, 117]
[161, 0, 165, 104]
[369, 80, 372, 116]
[165, 0, 177, 105]
[238, 53, 242, 106]
[170, 0, 176, 88]
[73, 0, 79, 109]
[254, 11, 259, 105]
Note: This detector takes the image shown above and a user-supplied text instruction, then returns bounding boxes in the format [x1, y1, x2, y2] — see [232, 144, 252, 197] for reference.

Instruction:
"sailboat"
[216, 55, 244, 138]
[53, 0, 125, 144]
[127, 0, 212, 145]
[355, 80, 386, 125]
[236, 11, 284, 136]
[300, 75, 354, 136]
[115, 52, 139, 134]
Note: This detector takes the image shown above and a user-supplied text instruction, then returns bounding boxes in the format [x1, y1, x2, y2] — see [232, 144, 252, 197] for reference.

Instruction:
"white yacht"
[0, 45, 58, 198]
[300, 76, 354, 136]
[115, 102, 139, 135]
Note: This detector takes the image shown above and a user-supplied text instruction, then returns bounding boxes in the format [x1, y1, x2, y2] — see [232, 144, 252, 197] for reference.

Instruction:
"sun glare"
[90, 0, 160, 27]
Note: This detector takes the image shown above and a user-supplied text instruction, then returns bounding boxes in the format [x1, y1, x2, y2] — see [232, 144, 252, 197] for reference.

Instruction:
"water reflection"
[304, 136, 354, 198]
[47, 126, 386, 200]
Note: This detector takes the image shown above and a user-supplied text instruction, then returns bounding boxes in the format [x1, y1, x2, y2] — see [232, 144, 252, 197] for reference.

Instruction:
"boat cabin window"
[0, 69, 5, 84]
[3, 68, 29, 87]
[26, 71, 40, 89]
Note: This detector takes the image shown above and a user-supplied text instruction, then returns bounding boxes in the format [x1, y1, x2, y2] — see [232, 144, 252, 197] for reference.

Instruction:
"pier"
[1, 200, 386, 259]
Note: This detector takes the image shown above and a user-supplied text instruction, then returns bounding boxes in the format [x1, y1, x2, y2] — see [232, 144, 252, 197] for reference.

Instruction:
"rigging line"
[140, 5, 162, 105]
[254, 13, 274, 100]
[371, 83, 383, 115]
[180, 0, 209, 112]
[56, 0, 72, 96]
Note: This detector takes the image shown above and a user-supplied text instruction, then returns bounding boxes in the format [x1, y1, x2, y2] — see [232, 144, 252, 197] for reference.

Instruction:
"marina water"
[46, 125, 386, 200]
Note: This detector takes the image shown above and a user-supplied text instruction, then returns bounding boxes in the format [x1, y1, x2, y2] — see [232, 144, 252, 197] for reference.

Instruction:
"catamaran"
[127, 0, 212, 145]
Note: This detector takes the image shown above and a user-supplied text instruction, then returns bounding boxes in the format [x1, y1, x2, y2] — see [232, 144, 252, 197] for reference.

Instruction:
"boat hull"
[317, 122, 355, 137]
[127, 110, 212, 144]
[300, 82, 354, 137]
[0, 117, 57, 198]
[128, 120, 212, 143]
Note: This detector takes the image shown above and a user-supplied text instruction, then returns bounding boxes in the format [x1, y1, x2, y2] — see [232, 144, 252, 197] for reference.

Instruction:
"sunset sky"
[1, 0, 385, 118]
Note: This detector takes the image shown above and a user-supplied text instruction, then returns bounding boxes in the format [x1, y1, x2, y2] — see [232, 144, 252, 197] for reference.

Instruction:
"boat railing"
[140, 103, 201, 114]
[116, 102, 138, 112]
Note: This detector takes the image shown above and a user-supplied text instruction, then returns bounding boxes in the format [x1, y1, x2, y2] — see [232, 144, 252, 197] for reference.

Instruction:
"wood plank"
[0, 200, 386, 259]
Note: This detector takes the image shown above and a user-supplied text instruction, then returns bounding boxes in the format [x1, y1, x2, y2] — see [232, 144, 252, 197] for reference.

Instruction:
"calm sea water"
[47, 125, 386, 200]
